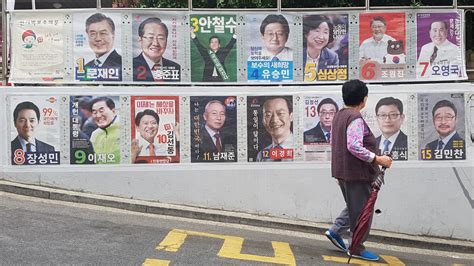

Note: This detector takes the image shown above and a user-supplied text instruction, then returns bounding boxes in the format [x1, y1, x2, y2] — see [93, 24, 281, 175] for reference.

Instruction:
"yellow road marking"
[322, 255, 405, 265]
[142, 258, 171, 266]
[156, 229, 296, 265]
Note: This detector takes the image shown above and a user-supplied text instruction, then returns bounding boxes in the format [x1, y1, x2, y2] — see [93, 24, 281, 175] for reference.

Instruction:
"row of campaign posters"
[8, 92, 470, 166]
[10, 10, 467, 83]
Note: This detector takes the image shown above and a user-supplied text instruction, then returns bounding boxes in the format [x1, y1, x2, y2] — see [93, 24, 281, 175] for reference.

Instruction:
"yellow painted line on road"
[142, 258, 171, 266]
[156, 229, 296, 265]
[322, 254, 405, 265]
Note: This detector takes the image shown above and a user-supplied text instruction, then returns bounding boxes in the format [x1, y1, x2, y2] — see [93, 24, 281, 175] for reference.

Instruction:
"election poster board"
[303, 14, 348, 83]
[246, 14, 295, 82]
[70, 96, 97, 164]
[359, 12, 407, 81]
[131, 14, 182, 82]
[247, 96, 295, 162]
[303, 94, 343, 161]
[190, 14, 237, 82]
[418, 93, 466, 160]
[9, 96, 61, 166]
[363, 94, 410, 160]
[131, 96, 180, 164]
[71, 96, 121, 164]
[416, 12, 464, 79]
[190, 96, 237, 162]
[73, 12, 123, 82]
[10, 13, 64, 82]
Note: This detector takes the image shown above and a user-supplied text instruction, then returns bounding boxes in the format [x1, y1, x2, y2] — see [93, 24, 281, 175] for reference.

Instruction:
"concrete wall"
[1, 84, 472, 241]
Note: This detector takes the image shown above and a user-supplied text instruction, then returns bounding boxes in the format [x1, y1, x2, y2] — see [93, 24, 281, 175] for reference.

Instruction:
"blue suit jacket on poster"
[11, 136, 55, 164]
[133, 53, 181, 82]
[425, 132, 463, 151]
[85, 49, 122, 69]
[303, 47, 339, 74]
[376, 131, 408, 158]
[304, 122, 328, 143]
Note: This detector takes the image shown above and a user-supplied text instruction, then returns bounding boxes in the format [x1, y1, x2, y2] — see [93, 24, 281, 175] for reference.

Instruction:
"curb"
[0, 180, 472, 254]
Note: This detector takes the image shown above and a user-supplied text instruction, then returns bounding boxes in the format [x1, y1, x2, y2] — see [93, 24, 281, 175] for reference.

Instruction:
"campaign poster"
[73, 12, 122, 82]
[416, 12, 463, 79]
[71, 96, 121, 164]
[190, 14, 237, 82]
[246, 14, 294, 82]
[132, 14, 182, 82]
[10, 14, 64, 82]
[131, 96, 180, 164]
[9, 96, 60, 166]
[247, 96, 294, 162]
[362, 94, 409, 160]
[359, 12, 406, 81]
[418, 93, 466, 160]
[303, 95, 343, 161]
[303, 14, 348, 83]
[190, 96, 237, 162]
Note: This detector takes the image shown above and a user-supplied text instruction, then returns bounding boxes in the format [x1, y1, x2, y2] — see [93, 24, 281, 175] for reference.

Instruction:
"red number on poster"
[157, 134, 168, 144]
[305, 106, 316, 117]
[419, 62, 429, 77]
[361, 62, 376, 80]
[42, 108, 53, 116]
[136, 66, 147, 80]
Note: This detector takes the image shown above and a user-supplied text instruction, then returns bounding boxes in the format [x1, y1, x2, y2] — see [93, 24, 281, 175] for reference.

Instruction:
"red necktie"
[214, 133, 222, 152]
[148, 143, 156, 156]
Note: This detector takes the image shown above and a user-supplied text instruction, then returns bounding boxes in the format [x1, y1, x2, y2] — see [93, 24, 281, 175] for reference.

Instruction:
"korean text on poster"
[70, 96, 97, 164]
[10, 14, 64, 82]
[132, 14, 182, 82]
[362, 94, 409, 160]
[10, 96, 60, 165]
[359, 12, 407, 81]
[416, 12, 464, 80]
[190, 14, 237, 82]
[247, 96, 294, 162]
[131, 96, 180, 164]
[190, 96, 237, 163]
[303, 95, 342, 161]
[303, 14, 348, 82]
[246, 14, 294, 82]
[73, 12, 123, 82]
[418, 93, 466, 160]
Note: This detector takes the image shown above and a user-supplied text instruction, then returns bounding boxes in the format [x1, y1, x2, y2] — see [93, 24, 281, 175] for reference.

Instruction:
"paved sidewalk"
[0, 179, 472, 254]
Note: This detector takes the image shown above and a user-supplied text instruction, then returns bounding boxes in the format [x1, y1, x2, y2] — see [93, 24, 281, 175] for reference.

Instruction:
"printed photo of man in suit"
[304, 98, 338, 144]
[375, 97, 407, 160]
[11, 101, 55, 158]
[425, 99, 464, 155]
[84, 13, 122, 69]
[199, 100, 235, 157]
[133, 17, 181, 82]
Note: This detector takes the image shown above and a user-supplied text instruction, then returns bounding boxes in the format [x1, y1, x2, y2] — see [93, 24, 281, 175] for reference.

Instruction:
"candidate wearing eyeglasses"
[133, 17, 181, 82]
[374, 97, 407, 159]
[304, 98, 338, 144]
[254, 14, 292, 61]
[84, 13, 122, 69]
[425, 100, 464, 152]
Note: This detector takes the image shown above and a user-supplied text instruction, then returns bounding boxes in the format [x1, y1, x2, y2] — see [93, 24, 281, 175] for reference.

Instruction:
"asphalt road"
[0, 191, 472, 265]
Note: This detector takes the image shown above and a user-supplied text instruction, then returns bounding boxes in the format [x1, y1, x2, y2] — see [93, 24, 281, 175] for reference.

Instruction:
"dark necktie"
[214, 133, 222, 152]
[429, 46, 438, 65]
[26, 143, 32, 152]
[326, 132, 331, 142]
[382, 139, 391, 155]
[437, 140, 444, 150]
[94, 59, 101, 67]
[271, 56, 279, 61]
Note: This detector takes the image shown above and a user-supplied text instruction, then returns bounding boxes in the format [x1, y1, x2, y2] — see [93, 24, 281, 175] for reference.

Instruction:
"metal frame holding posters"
[358, 12, 407, 82]
[190, 96, 237, 163]
[130, 96, 180, 164]
[418, 93, 466, 160]
[247, 95, 295, 162]
[189, 14, 238, 83]
[131, 13, 183, 83]
[73, 12, 123, 82]
[10, 13, 65, 82]
[416, 11, 463, 79]
[9, 95, 61, 165]
[303, 14, 349, 83]
[7, 10, 469, 84]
